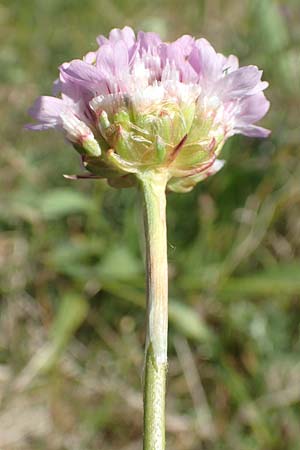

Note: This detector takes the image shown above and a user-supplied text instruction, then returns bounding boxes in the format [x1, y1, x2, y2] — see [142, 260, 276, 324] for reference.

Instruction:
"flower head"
[27, 27, 270, 192]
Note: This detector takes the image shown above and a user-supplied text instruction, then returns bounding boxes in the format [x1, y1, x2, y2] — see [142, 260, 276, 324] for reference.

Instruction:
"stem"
[138, 170, 169, 450]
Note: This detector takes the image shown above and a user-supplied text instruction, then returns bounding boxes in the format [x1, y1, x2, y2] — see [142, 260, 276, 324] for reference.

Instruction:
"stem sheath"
[139, 170, 169, 450]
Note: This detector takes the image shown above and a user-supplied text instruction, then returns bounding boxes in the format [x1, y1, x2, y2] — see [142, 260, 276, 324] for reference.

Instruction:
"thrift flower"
[27, 28, 271, 450]
[27, 27, 270, 191]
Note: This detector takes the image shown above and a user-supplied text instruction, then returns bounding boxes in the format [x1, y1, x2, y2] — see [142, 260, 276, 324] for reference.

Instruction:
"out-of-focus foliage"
[1, 0, 300, 449]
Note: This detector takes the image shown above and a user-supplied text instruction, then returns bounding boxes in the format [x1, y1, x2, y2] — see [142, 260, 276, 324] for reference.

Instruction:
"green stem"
[138, 170, 169, 450]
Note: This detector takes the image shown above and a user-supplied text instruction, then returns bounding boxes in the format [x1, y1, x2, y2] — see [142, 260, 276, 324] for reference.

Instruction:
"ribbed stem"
[139, 170, 169, 450]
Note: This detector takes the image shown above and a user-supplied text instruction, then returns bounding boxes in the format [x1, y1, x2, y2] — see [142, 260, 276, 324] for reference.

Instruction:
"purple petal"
[160, 37, 198, 83]
[223, 54, 239, 73]
[191, 38, 221, 80]
[235, 124, 271, 138]
[172, 35, 195, 56]
[97, 26, 135, 48]
[109, 26, 135, 47]
[137, 31, 162, 51]
[217, 66, 267, 100]
[238, 92, 270, 124]
[96, 34, 109, 46]
[25, 122, 56, 131]
[27, 29, 271, 145]
[96, 41, 129, 77]
[60, 60, 108, 95]
[113, 40, 130, 75]
[61, 60, 102, 85]
[27, 96, 66, 128]
[96, 44, 116, 76]
[83, 51, 97, 64]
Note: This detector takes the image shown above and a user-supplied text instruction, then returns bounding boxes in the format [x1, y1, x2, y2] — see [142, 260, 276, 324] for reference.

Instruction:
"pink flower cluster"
[27, 27, 270, 190]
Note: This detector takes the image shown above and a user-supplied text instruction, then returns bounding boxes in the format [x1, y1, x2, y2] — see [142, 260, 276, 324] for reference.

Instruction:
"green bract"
[82, 96, 225, 192]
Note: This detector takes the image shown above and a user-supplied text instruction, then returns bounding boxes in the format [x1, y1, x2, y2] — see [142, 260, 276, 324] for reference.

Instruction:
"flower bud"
[60, 112, 101, 157]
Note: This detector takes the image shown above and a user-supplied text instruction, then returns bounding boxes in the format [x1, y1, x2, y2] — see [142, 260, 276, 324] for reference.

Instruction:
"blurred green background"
[1, 0, 300, 449]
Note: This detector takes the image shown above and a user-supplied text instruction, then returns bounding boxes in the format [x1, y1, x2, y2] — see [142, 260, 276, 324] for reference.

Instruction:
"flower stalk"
[138, 170, 169, 450]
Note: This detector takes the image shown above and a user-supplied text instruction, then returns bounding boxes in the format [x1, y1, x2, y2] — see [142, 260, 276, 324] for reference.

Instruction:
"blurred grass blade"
[169, 300, 212, 342]
[221, 263, 300, 298]
[250, 0, 288, 53]
[15, 294, 88, 390]
[40, 188, 95, 219]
